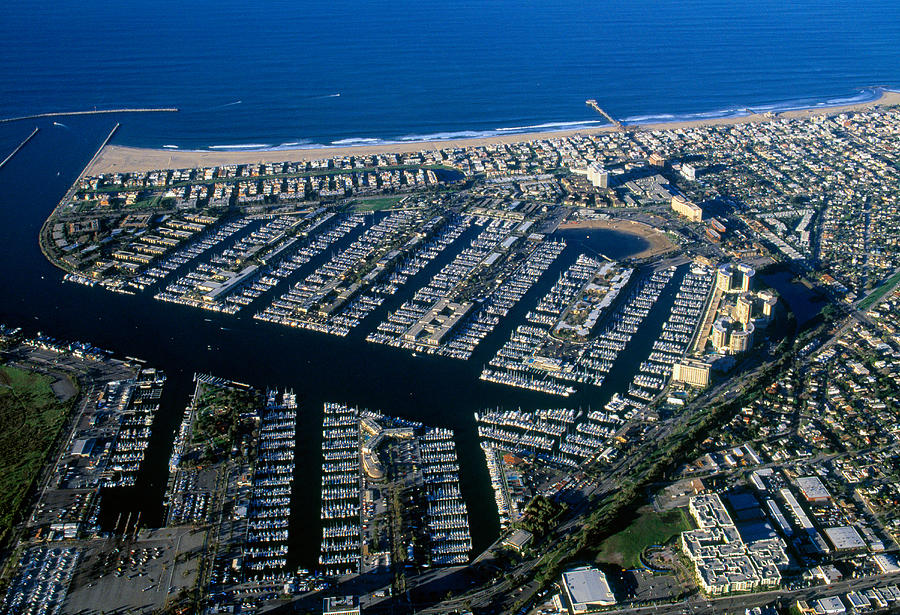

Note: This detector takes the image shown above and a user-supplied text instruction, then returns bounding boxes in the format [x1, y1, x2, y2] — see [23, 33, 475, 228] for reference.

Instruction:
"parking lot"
[62, 527, 204, 614]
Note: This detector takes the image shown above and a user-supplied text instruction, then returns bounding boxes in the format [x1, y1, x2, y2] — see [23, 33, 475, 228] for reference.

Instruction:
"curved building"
[735, 293, 754, 325]
[716, 262, 755, 292]
[729, 321, 754, 353]
[736, 264, 755, 292]
[711, 317, 731, 352]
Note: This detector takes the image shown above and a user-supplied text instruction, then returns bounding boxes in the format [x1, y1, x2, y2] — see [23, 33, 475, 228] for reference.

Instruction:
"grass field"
[351, 195, 406, 211]
[0, 365, 73, 545]
[859, 269, 900, 311]
[595, 508, 691, 568]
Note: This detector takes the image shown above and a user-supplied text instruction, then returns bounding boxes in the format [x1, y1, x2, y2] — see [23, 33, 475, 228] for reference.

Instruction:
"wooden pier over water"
[586, 99, 624, 130]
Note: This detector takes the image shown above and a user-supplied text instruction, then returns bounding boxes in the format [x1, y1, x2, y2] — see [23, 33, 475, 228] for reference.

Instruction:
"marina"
[367, 218, 565, 359]
[626, 264, 715, 402]
[480, 261, 675, 398]
[256, 208, 464, 336]
[317, 403, 474, 576]
[243, 389, 298, 578]
[319, 402, 363, 576]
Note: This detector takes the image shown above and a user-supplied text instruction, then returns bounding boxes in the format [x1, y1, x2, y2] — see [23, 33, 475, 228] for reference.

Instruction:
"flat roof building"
[672, 194, 703, 222]
[323, 596, 361, 615]
[824, 526, 866, 551]
[560, 566, 616, 613]
[672, 360, 711, 388]
[503, 529, 533, 553]
[796, 476, 831, 503]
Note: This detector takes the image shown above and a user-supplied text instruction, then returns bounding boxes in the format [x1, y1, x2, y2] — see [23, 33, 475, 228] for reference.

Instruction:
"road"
[599, 571, 900, 615]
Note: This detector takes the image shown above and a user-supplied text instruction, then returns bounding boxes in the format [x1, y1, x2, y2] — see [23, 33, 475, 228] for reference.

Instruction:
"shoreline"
[84, 90, 900, 176]
[558, 218, 676, 260]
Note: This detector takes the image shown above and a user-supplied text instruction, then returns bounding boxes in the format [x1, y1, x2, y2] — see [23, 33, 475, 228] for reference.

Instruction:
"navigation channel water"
[0, 118, 683, 569]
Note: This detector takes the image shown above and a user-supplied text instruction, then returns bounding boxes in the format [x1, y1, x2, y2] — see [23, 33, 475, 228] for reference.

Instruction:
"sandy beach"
[84, 90, 900, 176]
[558, 218, 675, 260]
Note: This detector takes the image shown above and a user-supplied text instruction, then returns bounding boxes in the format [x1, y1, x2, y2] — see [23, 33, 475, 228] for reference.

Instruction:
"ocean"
[1, 0, 898, 149]
[0, 0, 896, 568]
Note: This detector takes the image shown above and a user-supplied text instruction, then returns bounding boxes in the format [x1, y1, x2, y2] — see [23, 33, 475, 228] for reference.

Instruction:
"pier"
[0, 126, 39, 171]
[585, 99, 624, 130]
[0, 107, 178, 124]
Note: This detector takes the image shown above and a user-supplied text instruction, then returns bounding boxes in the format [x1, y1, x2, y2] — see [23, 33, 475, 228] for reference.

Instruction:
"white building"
[587, 163, 609, 189]
[560, 566, 616, 614]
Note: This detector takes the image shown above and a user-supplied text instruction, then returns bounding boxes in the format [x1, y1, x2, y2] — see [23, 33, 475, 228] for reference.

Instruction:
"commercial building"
[503, 529, 533, 553]
[681, 494, 787, 596]
[824, 526, 867, 551]
[671, 194, 703, 222]
[560, 566, 616, 614]
[323, 596, 361, 615]
[672, 359, 711, 388]
[403, 299, 474, 347]
[796, 476, 831, 503]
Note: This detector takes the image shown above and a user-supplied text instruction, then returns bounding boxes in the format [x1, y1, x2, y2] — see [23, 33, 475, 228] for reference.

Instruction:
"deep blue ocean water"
[1, 0, 899, 149]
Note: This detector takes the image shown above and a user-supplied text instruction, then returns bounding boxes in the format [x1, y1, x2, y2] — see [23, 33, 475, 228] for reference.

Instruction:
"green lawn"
[0, 365, 73, 545]
[595, 508, 691, 568]
[859, 270, 900, 310]
[351, 196, 406, 211]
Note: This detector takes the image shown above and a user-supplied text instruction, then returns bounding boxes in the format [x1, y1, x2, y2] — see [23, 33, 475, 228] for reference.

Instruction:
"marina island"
[6, 95, 900, 614]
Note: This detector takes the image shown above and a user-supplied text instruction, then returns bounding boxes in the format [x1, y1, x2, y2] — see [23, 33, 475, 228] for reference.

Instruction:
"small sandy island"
[557, 218, 676, 260]
[84, 90, 900, 176]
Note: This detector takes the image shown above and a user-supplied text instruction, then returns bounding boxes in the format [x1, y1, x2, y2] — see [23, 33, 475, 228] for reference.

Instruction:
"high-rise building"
[716, 265, 734, 292]
[736, 264, 755, 292]
[711, 317, 731, 351]
[587, 163, 609, 188]
[711, 316, 754, 355]
[716, 262, 755, 292]
[735, 293, 754, 325]
[759, 290, 777, 318]
[729, 322, 754, 353]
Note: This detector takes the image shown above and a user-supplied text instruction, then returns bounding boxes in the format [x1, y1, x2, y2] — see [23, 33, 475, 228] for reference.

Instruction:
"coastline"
[84, 90, 900, 176]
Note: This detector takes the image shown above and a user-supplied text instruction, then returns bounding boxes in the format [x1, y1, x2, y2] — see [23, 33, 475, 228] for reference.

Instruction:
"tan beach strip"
[85, 90, 900, 176]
